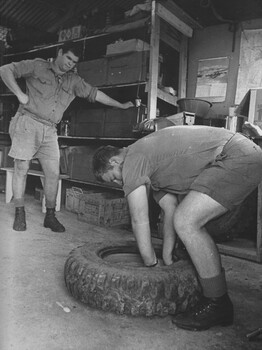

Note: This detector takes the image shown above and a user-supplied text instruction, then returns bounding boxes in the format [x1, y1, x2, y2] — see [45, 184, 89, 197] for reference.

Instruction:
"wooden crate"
[78, 192, 130, 227]
[77, 58, 108, 87]
[65, 187, 98, 213]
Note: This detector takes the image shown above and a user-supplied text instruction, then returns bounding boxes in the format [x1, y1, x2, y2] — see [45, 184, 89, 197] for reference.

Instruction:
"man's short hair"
[60, 41, 82, 59]
[93, 145, 121, 182]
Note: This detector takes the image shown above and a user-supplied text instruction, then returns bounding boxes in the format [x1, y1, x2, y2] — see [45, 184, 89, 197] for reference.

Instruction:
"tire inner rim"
[99, 246, 163, 267]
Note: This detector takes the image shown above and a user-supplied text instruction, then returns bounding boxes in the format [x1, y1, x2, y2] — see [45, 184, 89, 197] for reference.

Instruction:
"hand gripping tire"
[64, 240, 201, 317]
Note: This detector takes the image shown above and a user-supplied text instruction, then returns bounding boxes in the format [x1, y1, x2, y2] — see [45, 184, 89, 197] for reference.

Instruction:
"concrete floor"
[0, 192, 262, 350]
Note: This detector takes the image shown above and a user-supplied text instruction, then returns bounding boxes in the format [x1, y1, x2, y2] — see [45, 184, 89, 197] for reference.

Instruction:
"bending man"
[92, 125, 262, 331]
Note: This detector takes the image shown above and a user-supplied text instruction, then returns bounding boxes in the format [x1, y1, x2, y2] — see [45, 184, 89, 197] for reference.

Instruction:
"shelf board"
[157, 88, 178, 106]
[97, 81, 147, 89]
[218, 238, 260, 263]
[4, 17, 149, 58]
[58, 136, 137, 141]
[63, 178, 123, 192]
[0, 93, 15, 97]
[145, 83, 178, 106]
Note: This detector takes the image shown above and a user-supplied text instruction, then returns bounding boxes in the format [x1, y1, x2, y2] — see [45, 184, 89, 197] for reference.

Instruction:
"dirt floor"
[0, 192, 262, 350]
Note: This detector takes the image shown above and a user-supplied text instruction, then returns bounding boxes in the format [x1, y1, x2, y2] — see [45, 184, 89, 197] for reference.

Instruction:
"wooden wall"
[187, 18, 262, 117]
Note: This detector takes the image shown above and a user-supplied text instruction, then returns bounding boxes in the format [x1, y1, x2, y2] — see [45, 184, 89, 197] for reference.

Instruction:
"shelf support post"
[178, 35, 188, 99]
[147, 0, 160, 120]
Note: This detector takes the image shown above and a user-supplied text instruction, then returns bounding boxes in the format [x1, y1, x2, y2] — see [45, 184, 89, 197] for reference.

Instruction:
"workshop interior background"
[1, 0, 262, 258]
[0, 1, 262, 349]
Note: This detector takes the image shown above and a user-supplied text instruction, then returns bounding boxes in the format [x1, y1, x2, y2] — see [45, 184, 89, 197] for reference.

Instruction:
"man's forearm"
[162, 214, 176, 265]
[95, 90, 121, 107]
[132, 221, 157, 266]
[127, 185, 157, 266]
[95, 90, 133, 109]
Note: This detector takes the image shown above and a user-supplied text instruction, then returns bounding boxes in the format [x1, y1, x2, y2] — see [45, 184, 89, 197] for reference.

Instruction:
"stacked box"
[34, 187, 44, 202]
[107, 51, 149, 85]
[65, 187, 97, 213]
[77, 58, 108, 87]
[106, 39, 150, 56]
[78, 192, 130, 227]
[0, 171, 5, 192]
[104, 106, 145, 138]
[67, 145, 99, 183]
[70, 109, 105, 137]
[70, 106, 145, 138]
[0, 146, 13, 167]
[29, 159, 42, 171]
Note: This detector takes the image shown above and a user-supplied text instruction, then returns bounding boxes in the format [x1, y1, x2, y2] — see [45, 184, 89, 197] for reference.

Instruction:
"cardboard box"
[67, 145, 99, 183]
[70, 107, 145, 138]
[70, 109, 105, 137]
[78, 192, 130, 227]
[34, 187, 44, 201]
[77, 58, 108, 87]
[104, 106, 145, 138]
[106, 39, 150, 56]
[66, 145, 121, 189]
[0, 171, 5, 192]
[58, 25, 84, 42]
[107, 51, 149, 85]
[0, 146, 13, 167]
[29, 159, 42, 171]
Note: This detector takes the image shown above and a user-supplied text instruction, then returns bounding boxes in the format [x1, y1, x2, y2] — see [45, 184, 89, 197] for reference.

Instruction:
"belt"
[20, 111, 57, 127]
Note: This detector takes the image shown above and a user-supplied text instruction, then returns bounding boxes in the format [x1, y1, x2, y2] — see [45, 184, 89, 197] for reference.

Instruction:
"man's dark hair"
[60, 41, 83, 59]
[92, 145, 121, 182]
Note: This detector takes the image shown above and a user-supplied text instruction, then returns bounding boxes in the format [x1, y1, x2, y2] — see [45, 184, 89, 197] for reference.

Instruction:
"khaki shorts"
[8, 113, 60, 161]
[191, 133, 262, 210]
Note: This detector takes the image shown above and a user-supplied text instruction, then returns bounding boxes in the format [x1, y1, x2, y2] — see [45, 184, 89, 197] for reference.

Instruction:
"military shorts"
[191, 133, 262, 210]
[8, 112, 60, 161]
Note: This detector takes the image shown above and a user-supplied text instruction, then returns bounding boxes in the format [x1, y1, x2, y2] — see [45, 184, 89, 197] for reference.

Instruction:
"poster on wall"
[195, 57, 229, 102]
[235, 29, 262, 104]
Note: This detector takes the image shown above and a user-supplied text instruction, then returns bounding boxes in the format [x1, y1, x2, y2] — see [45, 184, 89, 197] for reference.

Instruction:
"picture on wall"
[235, 29, 262, 104]
[195, 57, 229, 102]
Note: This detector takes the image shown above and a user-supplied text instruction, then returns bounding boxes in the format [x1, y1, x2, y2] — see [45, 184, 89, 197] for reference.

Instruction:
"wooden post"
[178, 36, 188, 99]
[256, 182, 262, 262]
[147, 0, 160, 120]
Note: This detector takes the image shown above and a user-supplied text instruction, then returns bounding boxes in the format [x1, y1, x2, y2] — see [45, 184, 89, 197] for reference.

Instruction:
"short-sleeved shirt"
[121, 126, 262, 209]
[0, 58, 97, 124]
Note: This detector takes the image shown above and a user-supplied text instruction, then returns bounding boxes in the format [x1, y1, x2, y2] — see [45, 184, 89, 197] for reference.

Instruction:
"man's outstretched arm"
[95, 90, 134, 109]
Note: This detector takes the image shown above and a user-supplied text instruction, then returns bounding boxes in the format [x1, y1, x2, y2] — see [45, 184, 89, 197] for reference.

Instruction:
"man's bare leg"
[159, 193, 178, 265]
[172, 190, 233, 331]
[12, 159, 30, 231]
[39, 158, 65, 232]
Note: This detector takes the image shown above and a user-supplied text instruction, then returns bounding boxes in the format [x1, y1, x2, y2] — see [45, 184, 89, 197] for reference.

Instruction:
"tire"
[64, 240, 201, 317]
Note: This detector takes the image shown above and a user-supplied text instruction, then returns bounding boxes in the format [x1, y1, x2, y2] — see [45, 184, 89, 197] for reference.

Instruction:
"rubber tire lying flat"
[64, 240, 201, 317]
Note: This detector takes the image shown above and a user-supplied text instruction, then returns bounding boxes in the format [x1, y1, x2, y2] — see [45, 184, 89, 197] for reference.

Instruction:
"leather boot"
[44, 208, 65, 232]
[172, 293, 234, 331]
[13, 206, 26, 231]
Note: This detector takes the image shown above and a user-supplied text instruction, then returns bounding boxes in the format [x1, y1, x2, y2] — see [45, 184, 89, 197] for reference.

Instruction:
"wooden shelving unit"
[218, 137, 262, 263]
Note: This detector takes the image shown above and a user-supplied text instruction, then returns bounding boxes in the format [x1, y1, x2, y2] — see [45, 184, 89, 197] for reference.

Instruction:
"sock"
[14, 198, 25, 207]
[199, 268, 227, 298]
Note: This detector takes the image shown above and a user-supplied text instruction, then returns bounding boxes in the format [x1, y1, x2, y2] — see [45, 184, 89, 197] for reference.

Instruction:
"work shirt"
[122, 126, 235, 202]
[0, 58, 98, 124]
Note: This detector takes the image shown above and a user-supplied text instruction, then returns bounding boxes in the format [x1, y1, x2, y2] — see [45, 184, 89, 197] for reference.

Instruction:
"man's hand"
[17, 92, 29, 105]
[121, 101, 135, 109]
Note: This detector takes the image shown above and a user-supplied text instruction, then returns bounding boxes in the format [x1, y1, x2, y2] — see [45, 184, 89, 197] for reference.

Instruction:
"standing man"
[0, 41, 134, 232]
[92, 125, 262, 330]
